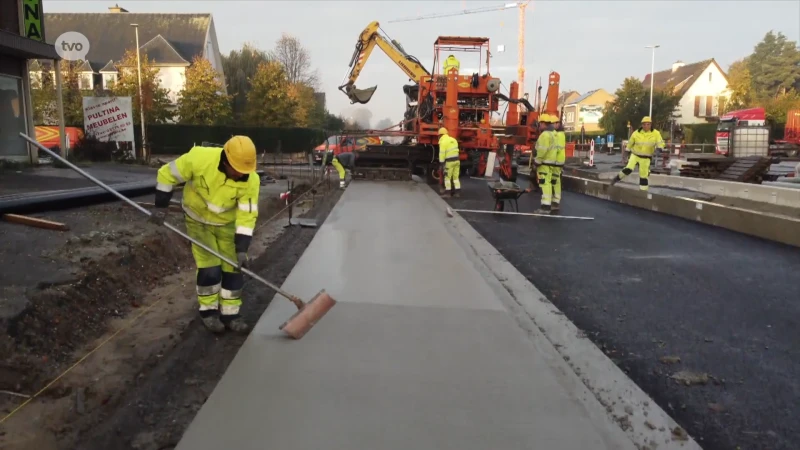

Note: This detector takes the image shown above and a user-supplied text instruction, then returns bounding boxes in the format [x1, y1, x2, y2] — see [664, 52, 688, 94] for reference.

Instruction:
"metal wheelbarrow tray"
[487, 181, 531, 212]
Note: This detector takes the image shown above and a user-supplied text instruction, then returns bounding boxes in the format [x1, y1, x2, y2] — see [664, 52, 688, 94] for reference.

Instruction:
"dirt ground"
[0, 176, 341, 450]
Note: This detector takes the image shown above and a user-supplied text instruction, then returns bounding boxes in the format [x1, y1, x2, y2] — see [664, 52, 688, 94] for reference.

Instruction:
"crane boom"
[339, 21, 430, 105]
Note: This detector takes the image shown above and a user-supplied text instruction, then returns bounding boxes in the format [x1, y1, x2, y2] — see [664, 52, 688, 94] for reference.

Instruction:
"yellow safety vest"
[438, 135, 460, 162]
[156, 146, 260, 236]
[534, 130, 558, 165]
[628, 129, 665, 157]
[443, 56, 460, 74]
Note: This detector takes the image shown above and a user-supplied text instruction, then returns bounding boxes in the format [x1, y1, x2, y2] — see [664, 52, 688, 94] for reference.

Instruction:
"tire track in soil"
[71, 189, 342, 450]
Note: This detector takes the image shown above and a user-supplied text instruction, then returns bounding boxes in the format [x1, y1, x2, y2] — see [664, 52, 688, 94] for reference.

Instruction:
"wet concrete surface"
[445, 175, 800, 450]
[177, 181, 638, 450]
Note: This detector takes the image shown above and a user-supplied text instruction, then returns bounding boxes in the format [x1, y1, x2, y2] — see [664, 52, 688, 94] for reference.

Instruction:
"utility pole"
[645, 45, 660, 118]
[132, 24, 147, 161]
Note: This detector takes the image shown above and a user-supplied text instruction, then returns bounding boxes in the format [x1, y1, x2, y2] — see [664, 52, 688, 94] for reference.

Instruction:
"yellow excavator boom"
[339, 21, 430, 104]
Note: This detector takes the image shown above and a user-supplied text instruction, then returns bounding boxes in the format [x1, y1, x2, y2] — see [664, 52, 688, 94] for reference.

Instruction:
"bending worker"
[438, 127, 461, 197]
[325, 150, 356, 189]
[610, 116, 665, 190]
[443, 54, 460, 74]
[150, 136, 260, 334]
[533, 114, 558, 214]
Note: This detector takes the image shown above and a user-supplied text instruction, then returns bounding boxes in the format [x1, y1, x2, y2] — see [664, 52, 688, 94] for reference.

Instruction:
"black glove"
[148, 209, 167, 225]
[236, 252, 249, 270]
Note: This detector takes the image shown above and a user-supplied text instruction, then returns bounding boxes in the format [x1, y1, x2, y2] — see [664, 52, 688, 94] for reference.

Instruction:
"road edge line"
[421, 183, 703, 450]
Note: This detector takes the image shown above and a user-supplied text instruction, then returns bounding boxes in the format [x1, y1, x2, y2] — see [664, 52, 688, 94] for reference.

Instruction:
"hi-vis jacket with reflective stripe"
[439, 135, 460, 163]
[628, 129, 665, 157]
[156, 146, 260, 237]
[534, 130, 558, 165]
[554, 131, 566, 165]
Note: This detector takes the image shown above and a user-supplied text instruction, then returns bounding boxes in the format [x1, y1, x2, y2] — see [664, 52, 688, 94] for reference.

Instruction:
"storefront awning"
[0, 30, 60, 60]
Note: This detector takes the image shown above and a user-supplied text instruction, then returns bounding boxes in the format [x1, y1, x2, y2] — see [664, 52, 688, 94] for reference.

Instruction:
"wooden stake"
[2, 214, 70, 231]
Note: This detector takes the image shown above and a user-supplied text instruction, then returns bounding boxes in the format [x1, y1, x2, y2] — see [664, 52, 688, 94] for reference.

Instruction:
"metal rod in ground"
[19, 132, 307, 307]
[453, 208, 594, 220]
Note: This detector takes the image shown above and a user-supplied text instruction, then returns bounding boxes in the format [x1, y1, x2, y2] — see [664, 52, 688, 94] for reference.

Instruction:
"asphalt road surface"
[445, 175, 800, 450]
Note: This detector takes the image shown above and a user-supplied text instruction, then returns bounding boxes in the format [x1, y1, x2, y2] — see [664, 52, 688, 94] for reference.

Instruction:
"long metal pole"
[19, 132, 304, 306]
[133, 25, 148, 161]
[648, 46, 656, 117]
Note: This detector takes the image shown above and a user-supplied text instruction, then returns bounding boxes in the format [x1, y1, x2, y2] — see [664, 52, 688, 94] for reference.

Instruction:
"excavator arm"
[339, 21, 430, 105]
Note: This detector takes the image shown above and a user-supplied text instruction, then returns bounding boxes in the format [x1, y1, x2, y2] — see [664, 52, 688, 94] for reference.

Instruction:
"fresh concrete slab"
[177, 181, 640, 450]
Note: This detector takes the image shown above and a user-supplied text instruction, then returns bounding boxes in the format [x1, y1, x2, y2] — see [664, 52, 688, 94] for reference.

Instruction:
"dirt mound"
[0, 229, 192, 392]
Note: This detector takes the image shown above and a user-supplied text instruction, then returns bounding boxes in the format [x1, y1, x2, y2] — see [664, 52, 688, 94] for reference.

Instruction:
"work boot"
[453, 190, 461, 198]
[609, 175, 621, 186]
[200, 314, 225, 333]
[222, 316, 249, 333]
[551, 202, 560, 212]
[534, 206, 551, 215]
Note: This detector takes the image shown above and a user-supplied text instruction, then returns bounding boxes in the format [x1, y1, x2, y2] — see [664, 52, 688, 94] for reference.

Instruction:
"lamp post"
[645, 45, 660, 118]
[131, 23, 147, 161]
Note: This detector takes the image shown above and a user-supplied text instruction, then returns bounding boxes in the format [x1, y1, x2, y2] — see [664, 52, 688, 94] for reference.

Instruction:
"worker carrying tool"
[325, 151, 356, 189]
[533, 114, 559, 214]
[610, 116, 665, 190]
[438, 127, 461, 197]
[443, 54, 460, 74]
[150, 136, 260, 334]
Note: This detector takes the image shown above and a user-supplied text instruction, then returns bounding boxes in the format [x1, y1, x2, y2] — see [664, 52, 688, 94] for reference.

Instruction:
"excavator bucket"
[348, 86, 378, 104]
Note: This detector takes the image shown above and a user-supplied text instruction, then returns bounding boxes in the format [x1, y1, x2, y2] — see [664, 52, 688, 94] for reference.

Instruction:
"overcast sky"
[46, 1, 800, 125]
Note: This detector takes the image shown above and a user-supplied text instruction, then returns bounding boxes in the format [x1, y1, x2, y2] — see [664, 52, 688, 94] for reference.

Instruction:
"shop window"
[0, 75, 29, 157]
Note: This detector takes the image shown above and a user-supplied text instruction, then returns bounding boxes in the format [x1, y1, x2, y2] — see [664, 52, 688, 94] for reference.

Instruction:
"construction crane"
[389, 1, 532, 97]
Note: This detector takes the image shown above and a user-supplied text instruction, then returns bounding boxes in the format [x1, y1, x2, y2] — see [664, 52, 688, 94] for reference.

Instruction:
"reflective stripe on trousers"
[185, 217, 244, 316]
[537, 165, 553, 206]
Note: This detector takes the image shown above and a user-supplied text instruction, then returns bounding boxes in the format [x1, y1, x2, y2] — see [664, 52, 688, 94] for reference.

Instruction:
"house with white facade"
[30, 4, 225, 120]
[642, 59, 729, 125]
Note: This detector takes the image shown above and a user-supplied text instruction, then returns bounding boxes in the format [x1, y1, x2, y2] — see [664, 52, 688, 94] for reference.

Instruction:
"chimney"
[672, 60, 685, 73]
[109, 4, 129, 13]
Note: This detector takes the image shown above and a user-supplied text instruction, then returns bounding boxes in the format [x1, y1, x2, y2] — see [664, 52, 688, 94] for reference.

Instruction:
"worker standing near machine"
[610, 116, 664, 190]
[533, 114, 558, 214]
[150, 136, 260, 334]
[551, 116, 567, 212]
[443, 54, 460, 74]
[325, 150, 357, 189]
[438, 127, 461, 197]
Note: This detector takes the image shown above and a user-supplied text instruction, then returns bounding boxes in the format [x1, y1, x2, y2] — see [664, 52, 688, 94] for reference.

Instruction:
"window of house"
[708, 72, 712, 82]
[103, 73, 117, 89]
[79, 73, 92, 90]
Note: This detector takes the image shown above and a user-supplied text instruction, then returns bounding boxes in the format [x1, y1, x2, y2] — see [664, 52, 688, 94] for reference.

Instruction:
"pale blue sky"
[45, 1, 800, 125]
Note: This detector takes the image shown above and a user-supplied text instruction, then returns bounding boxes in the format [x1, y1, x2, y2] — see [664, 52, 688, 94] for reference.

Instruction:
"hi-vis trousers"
[443, 160, 461, 191]
[331, 157, 346, 187]
[618, 154, 652, 191]
[185, 217, 244, 318]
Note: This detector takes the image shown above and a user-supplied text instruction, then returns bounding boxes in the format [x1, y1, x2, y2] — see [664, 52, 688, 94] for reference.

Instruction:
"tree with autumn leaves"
[725, 31, 800, 127]
[177, 57, 232, 125]
[111, 49, 174, 124]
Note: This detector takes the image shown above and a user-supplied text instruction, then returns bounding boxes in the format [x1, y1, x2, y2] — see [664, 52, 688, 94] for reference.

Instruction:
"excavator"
[337, 21, 561, 185]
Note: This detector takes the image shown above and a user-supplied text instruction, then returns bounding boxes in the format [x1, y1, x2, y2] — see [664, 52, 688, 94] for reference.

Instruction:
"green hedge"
[133, 125, 328, 155]
[681, 124, 717, 144]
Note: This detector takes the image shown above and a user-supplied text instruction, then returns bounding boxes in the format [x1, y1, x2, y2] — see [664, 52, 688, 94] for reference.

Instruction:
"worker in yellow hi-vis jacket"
[610, 116, 665, 190]
[438, 127, 461, 197]
[533, 114, 558, 214]
[151, 136, 260, 334]
[443, 54, 460, 74]
[551, 116, 567, 212]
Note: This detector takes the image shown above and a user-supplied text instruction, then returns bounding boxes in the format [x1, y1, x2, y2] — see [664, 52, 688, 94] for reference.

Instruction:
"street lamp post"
[131, 24, 147, 161]
[645, 45, 660, 118]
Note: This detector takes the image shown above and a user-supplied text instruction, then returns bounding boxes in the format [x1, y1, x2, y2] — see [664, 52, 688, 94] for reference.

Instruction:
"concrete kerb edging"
[419, 183, 701, 450]
[562, 176, 800, 248]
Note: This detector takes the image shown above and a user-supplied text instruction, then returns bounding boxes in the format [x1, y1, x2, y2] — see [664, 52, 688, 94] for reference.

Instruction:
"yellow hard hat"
[223, 135, 257, 174]
[438, 127, 448, 135]
[539, 114, 554, 123]
[641, 116, 652, 123]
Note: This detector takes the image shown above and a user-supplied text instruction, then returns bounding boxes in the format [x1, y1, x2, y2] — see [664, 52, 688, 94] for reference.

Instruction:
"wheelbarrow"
[488, 181, 532, 212]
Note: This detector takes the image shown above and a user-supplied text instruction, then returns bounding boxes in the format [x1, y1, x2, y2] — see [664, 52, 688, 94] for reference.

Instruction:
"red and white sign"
[589, 140, 595, 167]
[82, 96, 134, 142]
